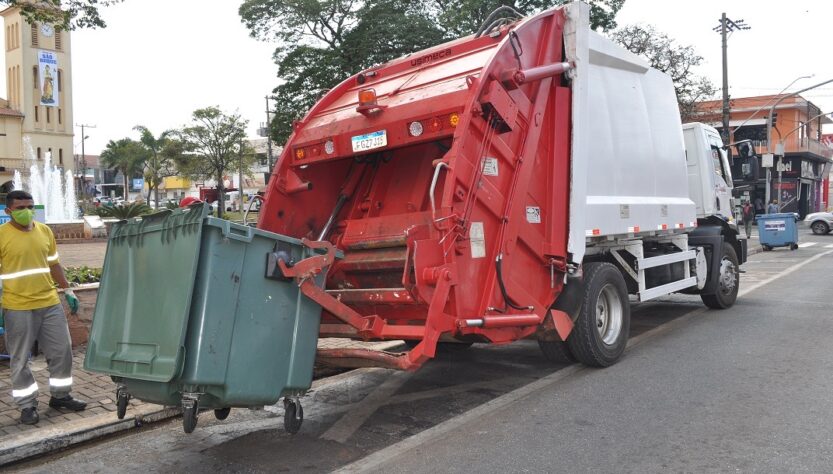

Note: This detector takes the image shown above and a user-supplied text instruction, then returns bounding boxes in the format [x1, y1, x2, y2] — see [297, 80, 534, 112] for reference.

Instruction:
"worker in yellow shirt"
[1, 191, 86, 425]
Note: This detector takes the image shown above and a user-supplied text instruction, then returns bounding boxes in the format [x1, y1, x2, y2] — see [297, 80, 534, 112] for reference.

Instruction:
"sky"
[49, 0, 278, 156]
[3, 0, 833, 155]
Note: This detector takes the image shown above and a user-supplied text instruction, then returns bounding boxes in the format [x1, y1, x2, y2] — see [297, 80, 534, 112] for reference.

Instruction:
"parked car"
[804, 211, 833, 234]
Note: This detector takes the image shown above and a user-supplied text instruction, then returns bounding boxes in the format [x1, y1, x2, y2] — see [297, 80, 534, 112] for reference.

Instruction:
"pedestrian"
[754, 197, 765, 215]
[742, 200, 754, 237]
[0, 190, 86, 425]
[767, 199, 779, 214]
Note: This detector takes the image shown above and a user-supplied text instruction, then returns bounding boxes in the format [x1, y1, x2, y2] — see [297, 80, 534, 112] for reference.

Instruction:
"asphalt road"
[17, 231, 833, 473]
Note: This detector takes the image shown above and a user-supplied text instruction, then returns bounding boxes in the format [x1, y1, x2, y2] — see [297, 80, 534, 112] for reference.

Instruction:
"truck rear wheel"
[538, 340, 576, 363]
[566, 262, 630, 367]
[701, 244, 739, 309]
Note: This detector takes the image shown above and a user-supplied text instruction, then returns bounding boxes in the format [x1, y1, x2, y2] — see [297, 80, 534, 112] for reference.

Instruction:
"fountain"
[12, 137, 79, 223]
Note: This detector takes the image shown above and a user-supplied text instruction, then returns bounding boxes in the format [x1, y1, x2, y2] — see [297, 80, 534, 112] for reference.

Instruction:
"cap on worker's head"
[180, 196, 203, 208]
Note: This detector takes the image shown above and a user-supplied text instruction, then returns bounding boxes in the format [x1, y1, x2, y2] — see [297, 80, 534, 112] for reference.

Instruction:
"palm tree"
[134, 126, 178, 208]
[100, 138, 149, 200]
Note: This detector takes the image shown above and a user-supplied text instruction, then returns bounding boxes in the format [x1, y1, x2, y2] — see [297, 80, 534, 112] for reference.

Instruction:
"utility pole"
[75, 123, 96, 201]
[265, 96, 275, 178]
[714, 14, 750, 145]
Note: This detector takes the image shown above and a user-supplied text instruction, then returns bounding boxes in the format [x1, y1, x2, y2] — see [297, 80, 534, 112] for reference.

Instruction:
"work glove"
[64, 289, 79, 315]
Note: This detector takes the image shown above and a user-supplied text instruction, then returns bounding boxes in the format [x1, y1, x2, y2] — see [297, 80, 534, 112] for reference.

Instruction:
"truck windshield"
[707, 134, 732, 185]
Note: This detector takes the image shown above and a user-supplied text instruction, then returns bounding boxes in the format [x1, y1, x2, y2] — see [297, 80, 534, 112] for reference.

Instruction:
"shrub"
[65, 266, 102, 284]
[95, 202, 153, 219]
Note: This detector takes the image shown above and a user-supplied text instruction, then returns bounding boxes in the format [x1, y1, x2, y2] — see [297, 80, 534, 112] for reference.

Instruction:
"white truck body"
[564, 2, 697, 264]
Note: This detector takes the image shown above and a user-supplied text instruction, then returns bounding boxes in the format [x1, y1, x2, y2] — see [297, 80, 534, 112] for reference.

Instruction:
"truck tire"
[538, 340, 576, 363]
[701, 244, 739, 309]
[566, 262, 630, 367]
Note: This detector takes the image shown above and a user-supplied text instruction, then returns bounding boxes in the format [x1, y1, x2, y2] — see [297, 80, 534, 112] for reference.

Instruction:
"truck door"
[706, 132, 734, 221]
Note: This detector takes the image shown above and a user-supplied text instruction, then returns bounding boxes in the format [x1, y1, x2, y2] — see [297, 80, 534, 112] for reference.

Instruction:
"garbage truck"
[86, 1, 746, 434]
[257, 1, 746, 369]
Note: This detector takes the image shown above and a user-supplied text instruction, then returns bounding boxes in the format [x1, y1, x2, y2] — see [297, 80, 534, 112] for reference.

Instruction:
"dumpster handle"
[220, 221, 254, 242]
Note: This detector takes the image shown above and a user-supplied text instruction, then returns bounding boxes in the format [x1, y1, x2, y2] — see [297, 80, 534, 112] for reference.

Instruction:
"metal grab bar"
[243, 195, 264, 227]
[429, 162, 449, 221]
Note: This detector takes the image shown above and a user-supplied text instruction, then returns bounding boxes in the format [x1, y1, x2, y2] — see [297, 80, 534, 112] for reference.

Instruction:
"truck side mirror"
[735, 141, 755, 158]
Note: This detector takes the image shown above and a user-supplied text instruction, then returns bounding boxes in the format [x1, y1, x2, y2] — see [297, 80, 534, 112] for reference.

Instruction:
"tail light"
[449, 113, 460, 127]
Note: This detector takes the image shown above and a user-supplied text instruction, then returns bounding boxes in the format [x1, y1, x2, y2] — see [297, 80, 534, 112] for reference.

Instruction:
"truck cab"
[683, 123, 735, 223]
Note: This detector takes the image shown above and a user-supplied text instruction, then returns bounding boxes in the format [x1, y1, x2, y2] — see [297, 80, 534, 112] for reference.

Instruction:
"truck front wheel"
[701, 244, 739, 309]
[567, 262, 630, 367]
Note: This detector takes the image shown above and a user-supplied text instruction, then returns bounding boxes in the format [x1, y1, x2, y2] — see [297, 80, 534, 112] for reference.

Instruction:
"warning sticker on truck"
[470, 222, 486, 259]
[764, 220, 786, 232]
[482, 157, 498, 176]
[526, 206, 541, 224]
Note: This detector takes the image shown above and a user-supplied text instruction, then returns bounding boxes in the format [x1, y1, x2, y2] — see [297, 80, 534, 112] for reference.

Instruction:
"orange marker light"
[295, 148, 305, 160]
[358, 89, 377, 106]
[449, 113, 460, 127]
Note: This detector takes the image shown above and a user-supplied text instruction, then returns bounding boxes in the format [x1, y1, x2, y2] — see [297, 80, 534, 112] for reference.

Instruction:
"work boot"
[49, 395, 87, 411]
[20, 407, 39, 425]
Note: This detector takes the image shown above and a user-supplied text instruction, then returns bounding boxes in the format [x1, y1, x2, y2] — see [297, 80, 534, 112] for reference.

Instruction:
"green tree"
[175, 106, 256, 219]
[611, 24, 716, 122]
[432, 0, 625, 37]
[6, 0, 124, 29]
[133, 126, 181, 208]
[100, 138, 148, 200]
[241, 0, 446, 142]
[240, 0, 626, 143]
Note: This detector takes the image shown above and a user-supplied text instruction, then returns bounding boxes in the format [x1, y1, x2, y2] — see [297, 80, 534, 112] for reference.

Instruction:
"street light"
[730, 74, 813, 135]
[773, 111, 833, 209]
[764, 77, 833, 205]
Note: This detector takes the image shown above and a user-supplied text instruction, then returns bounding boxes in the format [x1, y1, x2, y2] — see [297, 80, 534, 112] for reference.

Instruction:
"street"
[16, 231, 833, 473]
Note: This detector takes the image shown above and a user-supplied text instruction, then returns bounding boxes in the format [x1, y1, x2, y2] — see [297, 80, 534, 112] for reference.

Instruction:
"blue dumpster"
[756, 213, 799, 251]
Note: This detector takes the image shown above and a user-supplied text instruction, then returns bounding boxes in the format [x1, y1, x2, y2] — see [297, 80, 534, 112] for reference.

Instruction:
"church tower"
[0, 5, 74, 189]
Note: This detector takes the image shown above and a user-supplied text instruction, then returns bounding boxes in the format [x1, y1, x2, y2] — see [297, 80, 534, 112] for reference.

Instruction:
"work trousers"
[4, 303, 74, 409]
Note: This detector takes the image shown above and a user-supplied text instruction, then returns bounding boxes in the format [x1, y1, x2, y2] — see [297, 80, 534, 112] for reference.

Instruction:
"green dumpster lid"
[85, 204, 209, 382]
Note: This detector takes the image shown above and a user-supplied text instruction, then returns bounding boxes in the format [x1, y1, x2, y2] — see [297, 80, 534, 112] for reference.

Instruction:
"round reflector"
[409, 121, 424, 137]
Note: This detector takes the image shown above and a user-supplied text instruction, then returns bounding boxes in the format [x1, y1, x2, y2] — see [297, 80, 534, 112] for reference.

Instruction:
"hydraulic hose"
[475, 5, 524, 37]
[495, 254, 527, 311]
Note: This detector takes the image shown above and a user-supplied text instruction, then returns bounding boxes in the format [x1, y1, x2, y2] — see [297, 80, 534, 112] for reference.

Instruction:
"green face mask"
[10, 209, 34, 226]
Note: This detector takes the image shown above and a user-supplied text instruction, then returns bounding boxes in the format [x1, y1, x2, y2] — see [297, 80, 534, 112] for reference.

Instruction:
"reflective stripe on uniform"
[49, 377, 73, 387]
[12, 382, 38, 398]
[47, 252, 60, 262]
[0, 267, 50, 280]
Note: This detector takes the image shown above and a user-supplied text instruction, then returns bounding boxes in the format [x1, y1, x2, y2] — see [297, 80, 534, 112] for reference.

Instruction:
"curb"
[0, 405, 179, 466]
[0, 340, 404, 467]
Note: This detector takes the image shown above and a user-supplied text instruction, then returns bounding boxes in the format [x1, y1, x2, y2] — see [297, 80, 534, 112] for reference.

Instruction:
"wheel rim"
[718, 256, 738, 295]
[595, 283, 623, 346]
[812, 222, 826, 234]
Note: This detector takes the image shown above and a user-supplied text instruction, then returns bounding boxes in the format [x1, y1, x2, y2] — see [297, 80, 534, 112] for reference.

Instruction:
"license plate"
[351, 130, 387, 153]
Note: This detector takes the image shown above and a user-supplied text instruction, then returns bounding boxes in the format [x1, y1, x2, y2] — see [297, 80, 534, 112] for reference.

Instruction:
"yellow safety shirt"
[0, 221, 60, 310]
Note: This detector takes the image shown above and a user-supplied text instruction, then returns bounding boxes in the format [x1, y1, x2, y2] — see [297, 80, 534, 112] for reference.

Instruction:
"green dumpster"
[84, 204, 332, 433]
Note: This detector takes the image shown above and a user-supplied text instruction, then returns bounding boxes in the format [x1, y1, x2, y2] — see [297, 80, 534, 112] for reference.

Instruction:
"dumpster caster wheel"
[790, 244, 799, 250]
[283, 398, 303, 434]
[182, 399, 198, 434]
[214, 407, 231, 421]
[762, 245, 772, 251]
[116, 388, 130, 420]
